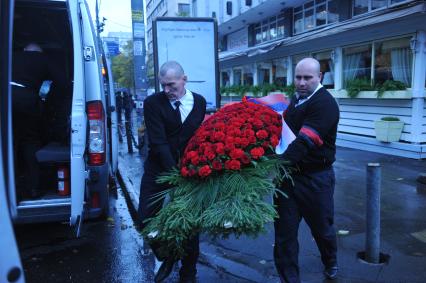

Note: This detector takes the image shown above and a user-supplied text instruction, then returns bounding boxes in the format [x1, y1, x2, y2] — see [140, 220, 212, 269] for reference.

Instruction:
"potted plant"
[374, 116, 404, 142]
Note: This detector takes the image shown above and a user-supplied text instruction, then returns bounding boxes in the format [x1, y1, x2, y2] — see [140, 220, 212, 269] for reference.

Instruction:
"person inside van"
[12, 42, 63, 199]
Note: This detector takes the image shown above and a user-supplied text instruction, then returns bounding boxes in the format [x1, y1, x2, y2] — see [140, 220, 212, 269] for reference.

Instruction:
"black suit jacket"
[144, 91, 206, 173]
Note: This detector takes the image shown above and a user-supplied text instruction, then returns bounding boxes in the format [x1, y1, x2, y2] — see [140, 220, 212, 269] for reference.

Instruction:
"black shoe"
[179, 275, 196, 283]
[324, 265, 338, 280]
[154, 258, 175, 283]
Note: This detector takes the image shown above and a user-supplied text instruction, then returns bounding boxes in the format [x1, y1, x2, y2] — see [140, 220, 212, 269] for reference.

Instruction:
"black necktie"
[174, 101, 182, 123]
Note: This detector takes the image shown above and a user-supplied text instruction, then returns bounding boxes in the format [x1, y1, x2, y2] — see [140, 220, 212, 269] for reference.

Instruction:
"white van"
[7, 0, 118, 237]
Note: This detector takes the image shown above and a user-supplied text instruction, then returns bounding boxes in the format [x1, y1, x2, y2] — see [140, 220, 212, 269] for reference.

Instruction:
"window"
[353, 0, 409, 16]
[374, 37, 412, 86]
[257, 63, 272, 85]
[343, 37, 413, 87]
[252, 13, 286, 45]
[272, 58, 287, 87]
[313, 50, 334, 88]
[178, 4, 190, 16]
[293, 0, 339, 34]
[233, 69, 242, 86]
[192, 0, 197, 17]
[243, 65, 254, 86]
[343, 44, 372, 85]
[221, 71, 230, 87]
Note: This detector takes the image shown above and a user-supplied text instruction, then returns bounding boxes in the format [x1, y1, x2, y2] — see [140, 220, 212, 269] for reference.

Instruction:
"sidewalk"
[118, 135, 426, 282]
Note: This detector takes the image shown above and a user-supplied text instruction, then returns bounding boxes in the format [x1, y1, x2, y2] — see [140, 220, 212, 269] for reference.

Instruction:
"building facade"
[145, 0, 191, 83]
[193, 0, 426, 159]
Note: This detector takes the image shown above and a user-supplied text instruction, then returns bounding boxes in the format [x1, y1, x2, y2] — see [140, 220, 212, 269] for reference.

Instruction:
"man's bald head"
[296, 58, 321, 75]
[294, 57, 322, 97]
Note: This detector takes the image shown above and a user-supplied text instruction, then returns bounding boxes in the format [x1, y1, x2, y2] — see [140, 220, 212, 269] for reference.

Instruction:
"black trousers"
[12, 86, 42, 193]
[274, 167, 337, 283]
[138, 158, 199, 278]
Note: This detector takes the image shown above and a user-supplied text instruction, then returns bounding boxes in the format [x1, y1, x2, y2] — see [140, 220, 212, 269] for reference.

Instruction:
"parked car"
[7, 0, 118, 237]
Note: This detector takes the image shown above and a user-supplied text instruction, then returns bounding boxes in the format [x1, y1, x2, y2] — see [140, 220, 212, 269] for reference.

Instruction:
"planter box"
[330, 89, 412, 99]
[374, 120, 404, 142]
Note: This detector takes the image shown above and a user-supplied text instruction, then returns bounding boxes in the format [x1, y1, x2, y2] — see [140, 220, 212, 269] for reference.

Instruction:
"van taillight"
[87, 101, 106, 165]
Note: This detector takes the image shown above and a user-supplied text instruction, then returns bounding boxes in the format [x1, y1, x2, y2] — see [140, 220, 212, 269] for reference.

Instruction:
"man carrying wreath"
[138, 61, 206, 283]
[274, 58, 340, 282]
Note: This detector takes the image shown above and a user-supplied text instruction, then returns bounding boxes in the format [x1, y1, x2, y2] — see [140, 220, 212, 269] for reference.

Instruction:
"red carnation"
[181, 166, 190, 177]
[213, 131, 225, 141]
[212, 160, 223, 171]
[191, 155, 200, 165]
[230, 148, 245, 159]
[198, 165, 212, 177]
[271, 135, 279, 147]
[250, 147, 265, 159]
[214, 143, 225, 155]
[225, 159, 241, 170]
[240, 154, 251, 165]
[256, 130, 269, 140]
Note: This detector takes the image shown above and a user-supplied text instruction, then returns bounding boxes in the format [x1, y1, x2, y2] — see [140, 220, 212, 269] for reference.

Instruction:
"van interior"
[13, 0, 74, 204]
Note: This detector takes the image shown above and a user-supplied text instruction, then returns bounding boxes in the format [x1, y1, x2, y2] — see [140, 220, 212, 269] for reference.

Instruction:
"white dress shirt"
[170, 89, 194, 123]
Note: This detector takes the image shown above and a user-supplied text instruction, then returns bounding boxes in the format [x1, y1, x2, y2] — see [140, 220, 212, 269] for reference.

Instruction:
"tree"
[111, 40, 134, 90]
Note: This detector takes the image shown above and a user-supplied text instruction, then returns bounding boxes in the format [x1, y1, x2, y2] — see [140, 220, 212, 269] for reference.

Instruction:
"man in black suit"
[274, 58, 340, 283]
[138, 61, 206, 283]
[12, 42, 63, 199]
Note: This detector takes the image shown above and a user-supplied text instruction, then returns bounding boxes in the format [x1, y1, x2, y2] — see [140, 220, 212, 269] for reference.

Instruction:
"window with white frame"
[221, 70, 230, 87]
[242, 65, 254, 86]
[272, 58, 288, 87]
[178, 4, 190, 16]
[257, 63, 272, 85]
[342, 36, 413, 87]
[374, 37, 412, 86]
[342, 44, 372, 85]
[293, 0, 339, 34]
[353, 0, 411, 16]
[233, 68, 242, 86]
[313, 50, 335, 88]
[253, 13, 285, 45]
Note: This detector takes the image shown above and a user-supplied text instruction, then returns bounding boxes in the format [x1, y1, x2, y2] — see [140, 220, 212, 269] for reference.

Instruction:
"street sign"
[106, 41, 120, 56]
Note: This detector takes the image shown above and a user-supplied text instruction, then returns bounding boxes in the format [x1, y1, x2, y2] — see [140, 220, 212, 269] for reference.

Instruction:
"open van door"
[102, 53, 118, 175]
[68, 0, 88, 237]
[0, 0, 25, 281]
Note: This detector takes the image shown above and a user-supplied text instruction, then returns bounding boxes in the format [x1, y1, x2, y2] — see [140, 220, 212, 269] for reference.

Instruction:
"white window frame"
[293, 0, 338, 35]
[352, 0, 413, 17]
[253, 13, 286, 45]
[342, 34, 415, 87]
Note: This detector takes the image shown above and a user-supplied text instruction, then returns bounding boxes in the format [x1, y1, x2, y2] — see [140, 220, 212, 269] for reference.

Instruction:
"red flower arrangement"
[180, 100, 282, 178]
[143, 97, 295, 260]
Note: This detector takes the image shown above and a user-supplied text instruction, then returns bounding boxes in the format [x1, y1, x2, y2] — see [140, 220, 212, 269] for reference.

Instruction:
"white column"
[230, 69, 234, 85]
[253, 63, 258, 86]
[269, 67, 273, 84]
[410, 30, 426, 144]
[287, 56, 293, 85]
[334, 47, 343, 90]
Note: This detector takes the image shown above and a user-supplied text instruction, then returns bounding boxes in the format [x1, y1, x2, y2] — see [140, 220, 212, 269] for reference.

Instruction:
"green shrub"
[346, 78, 374, 98]
[377, 80, 406, 98]
[381, 116, 400, 122]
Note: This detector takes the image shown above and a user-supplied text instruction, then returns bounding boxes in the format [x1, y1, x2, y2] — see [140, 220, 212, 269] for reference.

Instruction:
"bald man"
[274, 58, 340, 282]
[138, 61, 206, 283]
